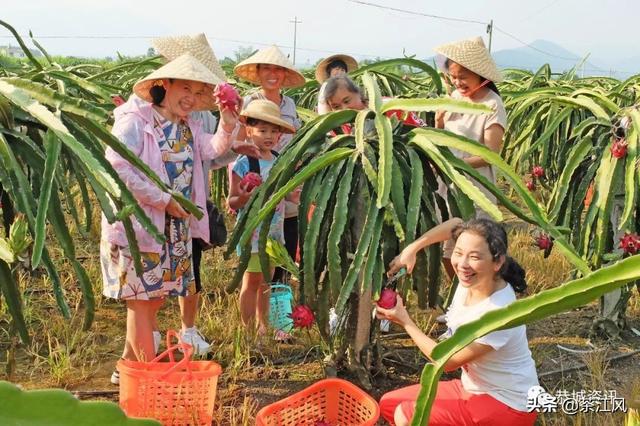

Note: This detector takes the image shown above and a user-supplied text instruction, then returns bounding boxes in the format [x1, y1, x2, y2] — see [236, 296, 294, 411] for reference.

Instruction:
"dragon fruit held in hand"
[213, 82, 240, 110]
[289, 304, 315, 329]
[376, 288, 398, 309]
[240, 172, 262, 191]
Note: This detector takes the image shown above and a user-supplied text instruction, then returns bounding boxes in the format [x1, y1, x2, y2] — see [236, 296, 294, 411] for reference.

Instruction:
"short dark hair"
[326, 59, 348, 76]
[451, 218, 527, 293]
[245, 117, 279, 128]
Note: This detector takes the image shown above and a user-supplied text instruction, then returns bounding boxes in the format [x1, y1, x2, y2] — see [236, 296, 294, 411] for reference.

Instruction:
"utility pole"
[290, 16, 302, 65]
[487, 19, 494, 52]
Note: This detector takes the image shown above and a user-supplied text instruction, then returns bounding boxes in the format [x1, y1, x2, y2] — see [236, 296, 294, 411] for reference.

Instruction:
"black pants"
[192, 238, 204, 293]
[273, 216, 298, 283]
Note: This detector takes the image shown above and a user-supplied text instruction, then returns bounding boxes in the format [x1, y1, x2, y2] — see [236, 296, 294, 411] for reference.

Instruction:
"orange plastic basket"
[255, 378, 379, 425]
[117, 330, 222, 426]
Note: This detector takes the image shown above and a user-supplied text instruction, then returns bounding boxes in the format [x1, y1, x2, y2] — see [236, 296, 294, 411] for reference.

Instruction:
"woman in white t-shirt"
[433, 37, 507, 279]
[378, 218, 538, 426]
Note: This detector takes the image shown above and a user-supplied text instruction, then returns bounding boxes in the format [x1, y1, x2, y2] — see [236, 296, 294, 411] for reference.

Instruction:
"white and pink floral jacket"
[101, 96, 232, 253]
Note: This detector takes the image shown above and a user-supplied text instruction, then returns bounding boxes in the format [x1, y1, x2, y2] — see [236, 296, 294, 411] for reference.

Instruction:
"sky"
[1, 0, 639, 70]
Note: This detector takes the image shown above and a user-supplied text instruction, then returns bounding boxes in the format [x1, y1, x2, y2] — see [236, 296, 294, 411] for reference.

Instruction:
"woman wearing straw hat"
[234, 45, 305, 284]
[149, 33, 258, 358]
[315, 54, 358, 114]
[433, 36, 508, 280]
[234, 45, 305, 152]
[101, 53, 248, 373]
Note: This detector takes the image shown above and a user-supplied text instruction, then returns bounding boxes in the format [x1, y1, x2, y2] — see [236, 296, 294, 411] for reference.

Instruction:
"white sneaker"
[180, 327, 211, 356]
[110, 370, 119, 385]
[153, 331, 161, 355]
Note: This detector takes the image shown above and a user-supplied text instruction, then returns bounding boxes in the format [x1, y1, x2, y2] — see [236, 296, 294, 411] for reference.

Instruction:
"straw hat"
[434, 36, 503, 83]
[133, 53, 224, 111]
[152, 33, 227, 81]
[234, 45, 305, 88]
[240, 99, 295, 133]
[315, 54, 358, 83]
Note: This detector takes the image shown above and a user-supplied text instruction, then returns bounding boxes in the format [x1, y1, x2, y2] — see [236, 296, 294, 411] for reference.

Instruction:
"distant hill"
[426, 39, 638, 79]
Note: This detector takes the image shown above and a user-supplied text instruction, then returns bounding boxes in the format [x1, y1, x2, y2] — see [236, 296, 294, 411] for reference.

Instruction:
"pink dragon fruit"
[619, 232, 640, 255]
[213, 82, 240, 110]
[611, 139, 628, 159]
[535, 234, 553, 251]
[240, 172, 262, 192]
[289, 305, 315, 329]
[376, 288, 398, 309]
[532, 166, 545, 178]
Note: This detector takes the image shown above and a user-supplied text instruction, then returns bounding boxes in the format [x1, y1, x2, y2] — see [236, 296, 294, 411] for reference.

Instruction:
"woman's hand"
[166, 197, 189, 218]
[218, 97, 243, 133]
[286, 186, 302, 204]
[388, 244, 418, 276]
[231, 140, 260, 157]
[376, 295, 413, 328]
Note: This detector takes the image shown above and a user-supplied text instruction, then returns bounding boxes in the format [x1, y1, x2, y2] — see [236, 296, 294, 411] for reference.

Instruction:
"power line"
[347, 0, 488, 25]
[347, 0, 611, 72]
[518, 0, 563, 23]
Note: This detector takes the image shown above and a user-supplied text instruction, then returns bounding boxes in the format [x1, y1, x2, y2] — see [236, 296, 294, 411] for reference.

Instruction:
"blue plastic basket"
[269, 284, 293, 332]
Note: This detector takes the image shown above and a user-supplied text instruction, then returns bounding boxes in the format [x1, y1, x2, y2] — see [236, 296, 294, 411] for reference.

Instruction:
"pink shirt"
[101, 96, 233, 252]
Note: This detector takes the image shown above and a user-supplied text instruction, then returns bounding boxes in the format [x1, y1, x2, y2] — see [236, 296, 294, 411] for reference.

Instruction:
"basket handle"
[148, 330, 192, 362]
[151, 330, 196, 381]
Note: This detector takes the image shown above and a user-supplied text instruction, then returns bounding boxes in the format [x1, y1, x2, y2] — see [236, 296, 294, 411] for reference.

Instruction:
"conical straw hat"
[239, 99, 295, 134]
[133, 53, 224, 111]
[152, 33, 227, 81]
[315, 54, 358, 83]
[234, 45, 305, 88]
[434, 36, 503, 83]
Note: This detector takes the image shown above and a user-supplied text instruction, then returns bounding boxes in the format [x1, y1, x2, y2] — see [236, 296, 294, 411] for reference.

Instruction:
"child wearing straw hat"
[227, 99, 295, 336]
[148, 33, 259, 358]
[101, 53, 246, 376]
[315, 54, 358, 114]
[234, 45, 305, 285]
[433, 36, 508, 280]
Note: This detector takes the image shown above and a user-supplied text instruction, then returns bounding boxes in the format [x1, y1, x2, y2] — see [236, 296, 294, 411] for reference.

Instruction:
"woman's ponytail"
[500, 256, 527, 293]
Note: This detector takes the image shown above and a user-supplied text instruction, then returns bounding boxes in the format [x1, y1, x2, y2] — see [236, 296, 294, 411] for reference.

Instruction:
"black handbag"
[202, 200, 227, 250]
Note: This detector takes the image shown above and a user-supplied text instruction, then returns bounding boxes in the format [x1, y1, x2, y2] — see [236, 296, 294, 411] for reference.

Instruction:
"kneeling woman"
[378, 218, 538, 426]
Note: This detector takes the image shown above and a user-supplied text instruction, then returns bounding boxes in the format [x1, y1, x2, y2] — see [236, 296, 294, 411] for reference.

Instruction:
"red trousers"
[379, 379, 537, 425]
